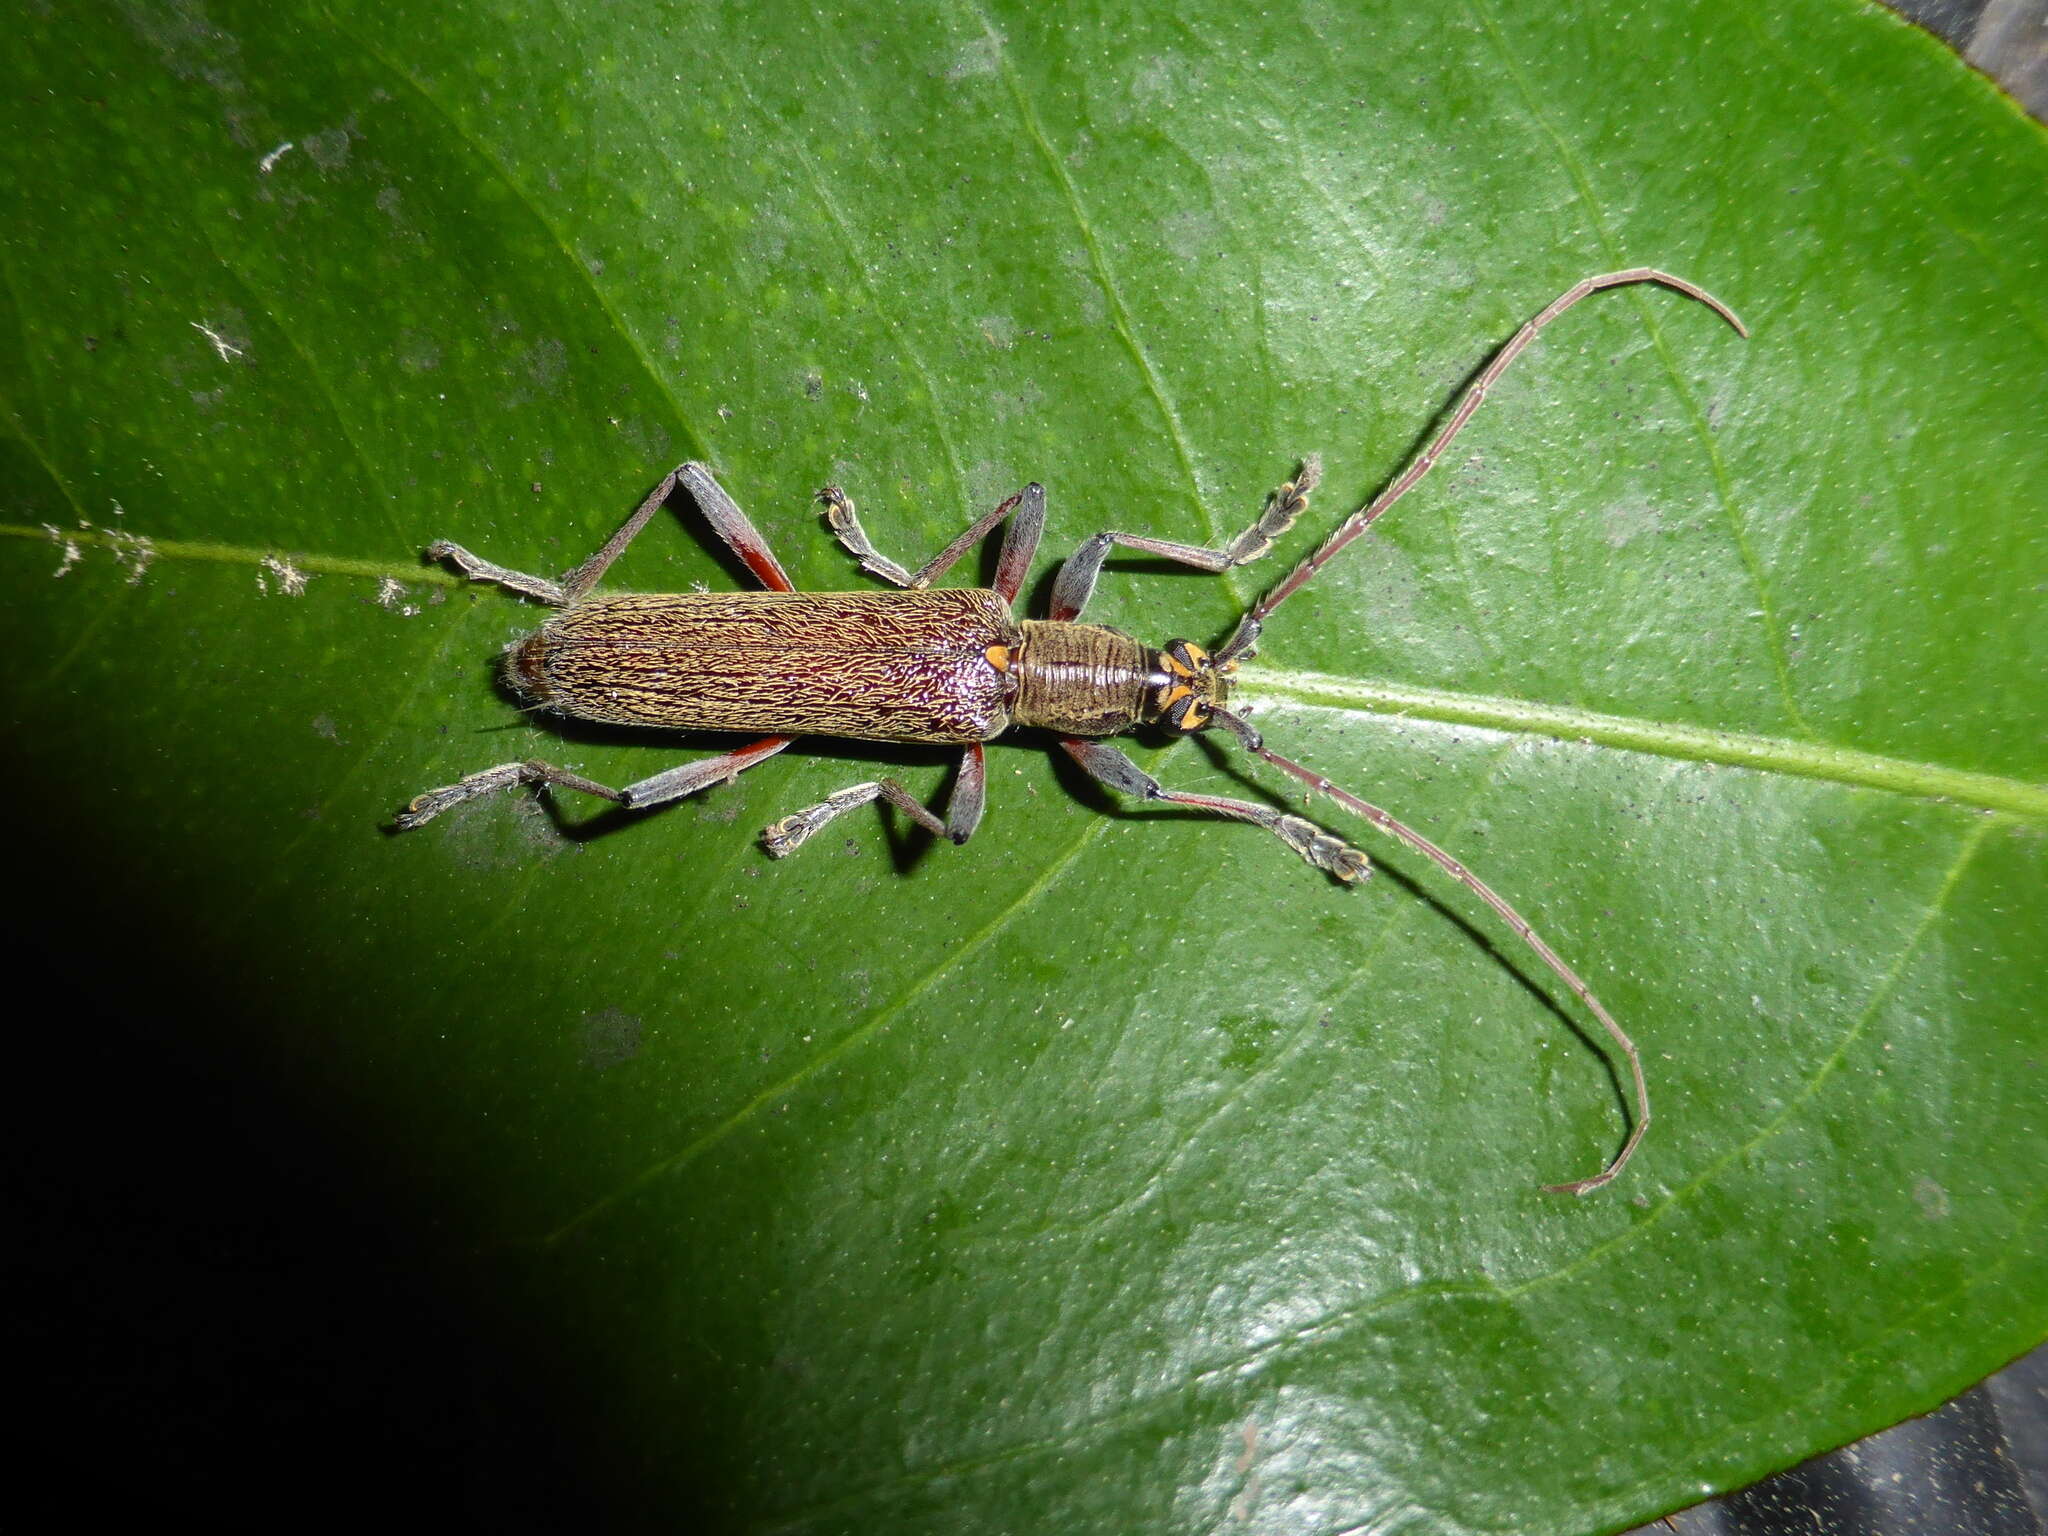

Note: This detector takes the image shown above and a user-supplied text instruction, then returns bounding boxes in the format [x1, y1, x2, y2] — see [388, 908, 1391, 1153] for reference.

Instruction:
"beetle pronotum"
[396, 268, 1745, 1193]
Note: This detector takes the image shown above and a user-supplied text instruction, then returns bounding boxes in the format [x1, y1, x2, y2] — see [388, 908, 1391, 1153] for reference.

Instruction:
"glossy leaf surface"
[4, 2, 2045, 1532]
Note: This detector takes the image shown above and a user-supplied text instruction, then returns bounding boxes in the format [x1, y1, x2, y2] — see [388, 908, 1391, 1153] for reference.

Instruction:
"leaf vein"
[1244, 668, 2048, 818]
[970, 4, 1236, 575]
[1737, 9, 2048, 350]
[718, 42, 974, 521]
[0, 390, 90, 523]
[8, 518, 2037, 816]
[339, 27, 715, 468]
[0, 521, 460, 585]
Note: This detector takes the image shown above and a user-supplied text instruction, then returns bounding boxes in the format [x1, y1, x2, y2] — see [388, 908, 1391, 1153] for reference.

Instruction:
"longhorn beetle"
[395, 268, 1746, 1194]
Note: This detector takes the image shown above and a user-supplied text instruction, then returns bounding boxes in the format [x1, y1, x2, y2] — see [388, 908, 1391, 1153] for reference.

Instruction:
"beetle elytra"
[395, 268, 1746, 1193]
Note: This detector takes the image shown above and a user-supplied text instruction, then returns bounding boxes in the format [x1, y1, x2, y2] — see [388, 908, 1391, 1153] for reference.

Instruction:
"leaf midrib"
[8, 521, 2040, 818]
[1242, 665, 2047, 818]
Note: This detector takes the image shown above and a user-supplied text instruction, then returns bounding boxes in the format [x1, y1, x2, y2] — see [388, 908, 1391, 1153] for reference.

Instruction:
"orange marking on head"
[985, 644, 1012, 671]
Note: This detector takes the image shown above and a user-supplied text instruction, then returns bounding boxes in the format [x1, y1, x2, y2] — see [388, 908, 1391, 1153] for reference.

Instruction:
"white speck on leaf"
[375, 575, 420, 616]
[191, 319, 244, 361]
[259, 554, 308, 596]
[108, 528, 157, 585]
[44, 523, 82, 578]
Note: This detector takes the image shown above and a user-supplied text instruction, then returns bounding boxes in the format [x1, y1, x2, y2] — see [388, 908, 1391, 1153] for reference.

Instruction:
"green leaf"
[5, 1, 2045, 1531]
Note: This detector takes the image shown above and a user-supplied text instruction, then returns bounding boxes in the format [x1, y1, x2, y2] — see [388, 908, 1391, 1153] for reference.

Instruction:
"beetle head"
[1146, 639, 1237, 734]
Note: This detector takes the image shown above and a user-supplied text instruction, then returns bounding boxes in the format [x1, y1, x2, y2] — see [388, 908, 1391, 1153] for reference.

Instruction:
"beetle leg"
[561, 462, 794, 600]
[819, 484, 1046, 604]
[1058, 737, 1369, 882]
[815, 485, 913, 585]
[1048, 457, 1319, 621]
[427, 462, 797, 605]
[763, 743, 988, 857]
[394, 737, 793, 829]
[421, 542, 570, 606]
[615, 735, 796, 807]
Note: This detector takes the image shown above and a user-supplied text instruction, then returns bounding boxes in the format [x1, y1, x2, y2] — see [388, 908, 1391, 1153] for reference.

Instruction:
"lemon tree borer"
[395, 268, 1745, 1193]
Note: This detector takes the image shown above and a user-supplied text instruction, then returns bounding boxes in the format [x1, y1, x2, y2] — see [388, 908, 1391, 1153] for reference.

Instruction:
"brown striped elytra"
[511, 588, 1021, 742]
[394, 269, 1746, 1195]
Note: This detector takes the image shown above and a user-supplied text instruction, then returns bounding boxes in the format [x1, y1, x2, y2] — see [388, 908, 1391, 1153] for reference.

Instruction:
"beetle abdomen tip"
[503, 632, 553, 704]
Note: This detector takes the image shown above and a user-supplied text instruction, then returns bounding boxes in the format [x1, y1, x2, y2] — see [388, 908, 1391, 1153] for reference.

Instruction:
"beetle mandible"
[394, 268, 1746, 1194]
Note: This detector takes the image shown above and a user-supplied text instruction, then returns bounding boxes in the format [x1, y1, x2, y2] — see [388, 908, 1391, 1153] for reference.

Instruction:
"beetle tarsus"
[393, 762, 533, 828]
[764, 754, 987, 855]
[762, 792, 856, 857]
[1275, 814, 1372, 882]
[1224, 454, 1321, 566]
[422, 541, 571, 606]
[818, 486, 916, 587]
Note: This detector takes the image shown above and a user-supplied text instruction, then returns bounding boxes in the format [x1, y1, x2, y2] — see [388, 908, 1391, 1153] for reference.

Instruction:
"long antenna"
[1233, 269, 1746, 637]
[1250, 739, 1645, 1196]
[1218, 269, 1745, 1190]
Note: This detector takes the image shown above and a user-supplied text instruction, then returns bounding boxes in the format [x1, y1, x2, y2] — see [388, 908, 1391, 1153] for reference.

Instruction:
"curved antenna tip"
[1541, 1173, 1610, 1198]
